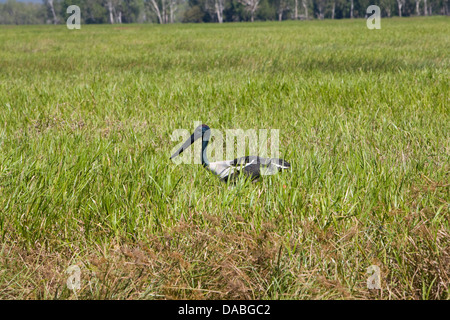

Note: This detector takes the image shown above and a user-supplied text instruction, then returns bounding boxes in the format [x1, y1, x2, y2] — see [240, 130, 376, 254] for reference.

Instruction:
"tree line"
[0, 0, 448, 24]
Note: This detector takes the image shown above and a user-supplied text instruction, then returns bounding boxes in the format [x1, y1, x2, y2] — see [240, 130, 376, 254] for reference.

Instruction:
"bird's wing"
[232, 156, 290, 177]
[207, 160, 236, 180]
[261, 158, 291, 175]
[209, 157, 290, 182]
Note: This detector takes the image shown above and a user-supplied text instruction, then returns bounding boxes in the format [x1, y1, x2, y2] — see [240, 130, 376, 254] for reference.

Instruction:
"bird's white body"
[207, 160, 236, 180]
[207, 156, 290, 182]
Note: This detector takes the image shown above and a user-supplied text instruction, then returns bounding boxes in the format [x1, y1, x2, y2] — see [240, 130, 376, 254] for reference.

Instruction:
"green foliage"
[0, 0, 46, 24]
[258, 0, 277, 20]
[0, 0, 448, 25]
[183, 5, 206, 22]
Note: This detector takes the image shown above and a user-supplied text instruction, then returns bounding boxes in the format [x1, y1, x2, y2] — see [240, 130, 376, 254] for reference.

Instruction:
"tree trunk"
[350, 0, 354, 18]
[162, 0, 167, 23]
[416, 0, 421, 15]
[294, 0, 298, 20]
[302, 0, 308, 19]
[48, 0, 58, 24]
[332, 1, 335, 19]
[424, 0, 428, 15]
[278, 0, 284, 22]
[170, 0, 178, 23]
[117, 10, 122, 23]
[398, 2, 403, 16]
[149, 0, 163, 24]
[238, 0, 259, 22]
[107, 1, 114, 24]
[215, 0, 223, 23]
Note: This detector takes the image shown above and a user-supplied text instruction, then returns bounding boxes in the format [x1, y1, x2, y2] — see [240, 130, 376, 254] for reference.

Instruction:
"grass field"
[0, 17, 449, 300]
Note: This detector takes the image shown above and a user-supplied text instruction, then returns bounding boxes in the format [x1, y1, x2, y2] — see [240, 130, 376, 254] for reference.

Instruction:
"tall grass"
[0, 17, 448, 299]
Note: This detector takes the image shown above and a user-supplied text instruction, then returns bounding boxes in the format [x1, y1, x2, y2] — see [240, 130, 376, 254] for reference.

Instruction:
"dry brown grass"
[2, 200, 447, 300]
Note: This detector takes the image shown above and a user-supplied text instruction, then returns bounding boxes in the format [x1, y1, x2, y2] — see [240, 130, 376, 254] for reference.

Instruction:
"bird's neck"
[201, 139, 210, 168]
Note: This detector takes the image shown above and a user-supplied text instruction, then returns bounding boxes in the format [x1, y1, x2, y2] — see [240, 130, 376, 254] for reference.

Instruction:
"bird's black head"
[170, 124, 211, 160]
[195, 124, 210, 135]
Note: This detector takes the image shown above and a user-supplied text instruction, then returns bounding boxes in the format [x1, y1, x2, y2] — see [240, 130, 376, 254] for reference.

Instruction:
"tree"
[183, 4, 205, 22]
[238, 0, 260, 21]
[331, 0, 335, 18]
[214, 0, 226, 22]
[380, 0, 395, 16]
[315, 0, 326, 18]
[106, 0, 115, 23]
[84, 0, 109, 23]
[397, 0, 405, 16]
[302, 0, 308, 18]
[148, 0, 163, 23]
[0, 0, 46, 24]
[415, 0, 421, 14]
[168, 0, 179, 22]
[205, 0, 226, 22]
[275, 0, 290, 20]
[148, 0, 179, 23]
[45, 0, 59, 24]
[294, 0, 298, 18]
[257, 0, 277, 20]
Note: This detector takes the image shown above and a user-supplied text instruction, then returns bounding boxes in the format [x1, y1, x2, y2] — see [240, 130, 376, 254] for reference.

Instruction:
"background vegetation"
[0, 17, 449, 299]
[0, 0, 448, 25]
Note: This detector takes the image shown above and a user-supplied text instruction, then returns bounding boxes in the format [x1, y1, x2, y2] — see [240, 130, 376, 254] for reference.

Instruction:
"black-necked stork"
[170, 124, 291, 182]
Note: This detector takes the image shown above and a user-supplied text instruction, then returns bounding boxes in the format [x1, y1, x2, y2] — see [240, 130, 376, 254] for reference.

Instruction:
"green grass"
[0, 17, 449, 299]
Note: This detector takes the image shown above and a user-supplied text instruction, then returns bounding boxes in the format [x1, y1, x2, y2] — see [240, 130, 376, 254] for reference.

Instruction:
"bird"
[170, 124, 290, 182]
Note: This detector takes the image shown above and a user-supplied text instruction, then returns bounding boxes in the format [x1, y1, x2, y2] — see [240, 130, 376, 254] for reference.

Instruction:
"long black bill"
[170, 131, 202, 159]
